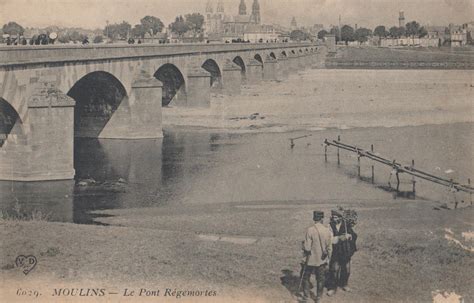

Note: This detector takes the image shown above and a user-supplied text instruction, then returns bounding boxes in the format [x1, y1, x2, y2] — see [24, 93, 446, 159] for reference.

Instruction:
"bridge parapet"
[0, 42, 317, 68]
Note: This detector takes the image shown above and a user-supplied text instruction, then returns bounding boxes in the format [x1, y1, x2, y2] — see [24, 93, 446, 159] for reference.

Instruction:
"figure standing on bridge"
[300, 211, 332, 303]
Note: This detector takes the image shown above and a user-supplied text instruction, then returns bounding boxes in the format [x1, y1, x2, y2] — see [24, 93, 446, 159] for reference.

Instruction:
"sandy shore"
[1, 195, 473, 302]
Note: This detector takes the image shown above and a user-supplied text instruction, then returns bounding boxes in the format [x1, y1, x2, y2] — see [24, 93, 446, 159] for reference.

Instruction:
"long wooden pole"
[337, 135, 340, 165]
[324, 139, 474, 194]
[469, 178, 472, 206]
[371, 144, 375, 184]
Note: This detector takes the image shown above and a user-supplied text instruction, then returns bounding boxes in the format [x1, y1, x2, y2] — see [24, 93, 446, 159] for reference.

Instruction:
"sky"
[0, 0, 472, 30]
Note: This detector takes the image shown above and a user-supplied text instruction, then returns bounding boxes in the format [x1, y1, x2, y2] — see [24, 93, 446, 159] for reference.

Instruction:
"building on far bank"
[243, 24, 278, 42]
[449, 24, 469, 47]
[425, 26, 449, 45]
[380, 37, 440, 47]
[205, 0, 274, 42]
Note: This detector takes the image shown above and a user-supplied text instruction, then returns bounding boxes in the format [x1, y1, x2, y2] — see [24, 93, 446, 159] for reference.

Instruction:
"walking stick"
[298, 254, 308, 293]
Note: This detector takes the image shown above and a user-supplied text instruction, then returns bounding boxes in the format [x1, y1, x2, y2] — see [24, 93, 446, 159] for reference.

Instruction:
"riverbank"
[162, 69, 473, 132]
[1, 193, 473, 302]
[325, 47, 474, 69]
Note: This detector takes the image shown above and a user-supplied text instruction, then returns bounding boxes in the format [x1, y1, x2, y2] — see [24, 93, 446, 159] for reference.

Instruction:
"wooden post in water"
[392, 159, 400, 192]
[371, 145, 375, 184]
[337, 135, 340, 165]
[469, 178, 472, 206]
[396, 171, 400, 192]
[411, 159, 416, 194]
[357, 149, 361, 178]
[324, 143, 328, 162]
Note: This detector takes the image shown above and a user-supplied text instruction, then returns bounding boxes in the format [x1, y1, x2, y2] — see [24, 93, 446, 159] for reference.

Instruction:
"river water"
[0, 69, 472, 224]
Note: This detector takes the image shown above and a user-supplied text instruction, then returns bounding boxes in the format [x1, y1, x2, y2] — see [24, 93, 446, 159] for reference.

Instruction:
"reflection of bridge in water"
[0, 131, 228, 223]
[0, 43, 326, 181]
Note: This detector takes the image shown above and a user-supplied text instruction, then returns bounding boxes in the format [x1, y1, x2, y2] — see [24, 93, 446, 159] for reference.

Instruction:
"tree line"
[97, 13, 204, 41]
[1, 13, 205, 44]
[317, 20, 429, 43]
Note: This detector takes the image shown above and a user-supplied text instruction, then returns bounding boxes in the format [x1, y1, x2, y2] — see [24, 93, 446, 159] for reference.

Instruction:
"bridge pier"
[288, 55, 299, 73]
[186, 69, 212, 107]
[263, 56, 279, 81]
[297, 54, 306, 69]
[301, 54, 309, 68]
[0, 81, 76, 181]
[246, 59, 263, 84]
[222, 61, 242, 95]
[99, 71, 163, 139]
[278, 56, 289, 79]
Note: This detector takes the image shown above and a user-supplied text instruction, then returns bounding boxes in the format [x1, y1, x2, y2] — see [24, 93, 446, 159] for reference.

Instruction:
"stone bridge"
[0, 42, 324, 181]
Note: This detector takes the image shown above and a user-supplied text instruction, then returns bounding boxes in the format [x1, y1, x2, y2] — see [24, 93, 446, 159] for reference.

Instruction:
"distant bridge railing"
[325, 60, 474, 69]
[0, 42, 319, 68]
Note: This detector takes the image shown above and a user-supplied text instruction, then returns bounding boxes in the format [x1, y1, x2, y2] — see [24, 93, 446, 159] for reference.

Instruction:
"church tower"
[399, 10, 405, 28]
[250, 0, 261, 24]
[217, 0, 225, 15]
[239, 0, 247, 15]
[206, 0, 214, 14]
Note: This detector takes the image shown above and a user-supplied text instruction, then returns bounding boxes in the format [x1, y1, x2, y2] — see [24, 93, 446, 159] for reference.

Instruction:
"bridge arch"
[154, 63, 186, 106]
[232, 56, 246, 78]
[269, 52, 277, 60]
[254, 54, 264, 65]
[67, 71, 128, 138]
[0, 98, 22, 148]
[291, 50, 296, 55]
[201, 59, 222, 89]
[281, 51, 288, 57]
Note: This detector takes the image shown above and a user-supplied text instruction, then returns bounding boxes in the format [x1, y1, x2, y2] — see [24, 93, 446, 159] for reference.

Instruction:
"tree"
[405, 21, 421, 37]
[389, 26, 405, 38]
[140, 16, 164, 35]
[418, 26, 428, 38]
[185, 13, 204, 34]
[57, 33, 71, 44]
[354, 27, 372, 43]
[70, 31, 83, 42]
[329, 26, 340, 42]
[132, 24, 147, 39]
[104, 21, 131, 40]
[169, 16, 189, 37]
[2, 21, 24, 36]
[93, 35, 104, 43]
[374, 25, 388, 37]
[290, 30, 308, 41]
[317, 30, 328, 40]
[341, 25, 355, 42]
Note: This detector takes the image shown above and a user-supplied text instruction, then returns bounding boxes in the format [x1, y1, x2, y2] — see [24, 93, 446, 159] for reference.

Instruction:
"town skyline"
[0, 0, 472, 31]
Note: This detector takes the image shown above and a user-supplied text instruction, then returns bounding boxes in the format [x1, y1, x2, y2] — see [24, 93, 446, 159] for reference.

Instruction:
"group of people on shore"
[300, 208, 358, 303]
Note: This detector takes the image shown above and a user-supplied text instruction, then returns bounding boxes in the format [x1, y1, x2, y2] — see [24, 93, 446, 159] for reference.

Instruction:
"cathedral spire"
[205, 0, 214, 13]
[239, 0, 247, 15]
[217, 0, 225, 14]
[250, 0, 261, 24]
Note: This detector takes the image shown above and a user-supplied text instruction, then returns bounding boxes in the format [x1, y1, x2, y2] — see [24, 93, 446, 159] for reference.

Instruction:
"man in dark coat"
[326, 210, 357, 296]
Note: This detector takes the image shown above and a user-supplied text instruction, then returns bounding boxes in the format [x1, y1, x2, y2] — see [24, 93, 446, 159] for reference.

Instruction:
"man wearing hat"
[326, 209, 358, 296]
[301, 211, 333, 303]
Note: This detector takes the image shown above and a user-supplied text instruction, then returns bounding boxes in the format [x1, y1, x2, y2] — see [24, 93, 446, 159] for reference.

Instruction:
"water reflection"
[0, 130, 226, 224]
[73, 138, 163, 223]
[1, 124, 471, 225]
